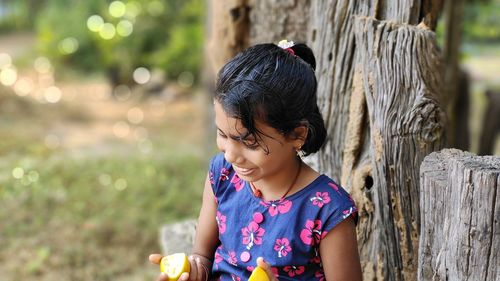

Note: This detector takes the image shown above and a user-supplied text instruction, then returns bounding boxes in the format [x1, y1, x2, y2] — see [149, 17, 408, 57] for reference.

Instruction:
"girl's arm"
[187, 173, 219, 280]
[319, 216, 362, 281]
[192, 173, 219, 258]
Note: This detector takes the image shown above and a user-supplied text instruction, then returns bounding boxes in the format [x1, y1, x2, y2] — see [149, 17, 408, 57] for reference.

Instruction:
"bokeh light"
[114, 84, 132, 101]
[28, 170, 39, 182]
[117, 20, 133, 37]
[99, 23, 116, 40]
[109, 1, 127, 18]
[127, 107, 144, 124]
[98, 174, 112, 186]
[148, 0, 165, 16]
[34, 57, 52, 74]
[87, 15, 104, 32]
[44, 86, 62, 103]
[125, 1, 142, 18]
[178, 71, 194, 88]
[113, 121, 130, 138]
[114, 178, 128, 190]
[0, 53, 12, 69]
[133, 67, 150, 84]
[12, 167, 24, 179]
[58, 37, 79, 55]
[0, 67, 17, 86]
[14, 78, 34, 96]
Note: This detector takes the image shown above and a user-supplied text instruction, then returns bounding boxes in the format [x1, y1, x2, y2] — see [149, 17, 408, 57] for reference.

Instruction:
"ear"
[289, 120, 309, 144]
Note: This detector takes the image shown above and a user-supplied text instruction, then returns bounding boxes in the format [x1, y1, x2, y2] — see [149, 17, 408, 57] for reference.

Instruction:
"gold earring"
[296, 145, 304, 158]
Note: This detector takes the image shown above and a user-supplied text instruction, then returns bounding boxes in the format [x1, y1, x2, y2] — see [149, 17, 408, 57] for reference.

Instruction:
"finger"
[188, 256, 198, 281]
[156, 272, 169, 281]
[256, 257, 275, 280]
[149, 254, 164, 265]
[179, 272, 190, 281]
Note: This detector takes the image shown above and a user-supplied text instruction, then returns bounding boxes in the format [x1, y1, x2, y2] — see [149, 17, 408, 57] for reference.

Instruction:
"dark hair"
[214, 43, 326, 156]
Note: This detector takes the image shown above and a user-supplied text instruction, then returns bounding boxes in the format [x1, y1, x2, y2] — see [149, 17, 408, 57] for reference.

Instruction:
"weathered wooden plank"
[354, 17, 445, 280]
[419, 149, 499, 281]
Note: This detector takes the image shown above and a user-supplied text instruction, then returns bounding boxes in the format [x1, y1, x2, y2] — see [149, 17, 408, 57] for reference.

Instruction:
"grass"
[0, 85, 208, 280]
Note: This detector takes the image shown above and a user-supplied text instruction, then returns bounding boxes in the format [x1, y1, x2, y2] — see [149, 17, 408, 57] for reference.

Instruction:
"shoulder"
[307, 175, 358, 230]
[208, 153, 235, 193]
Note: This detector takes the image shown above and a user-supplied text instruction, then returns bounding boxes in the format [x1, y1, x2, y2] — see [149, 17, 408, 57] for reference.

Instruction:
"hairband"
[278, 39, 295, 56]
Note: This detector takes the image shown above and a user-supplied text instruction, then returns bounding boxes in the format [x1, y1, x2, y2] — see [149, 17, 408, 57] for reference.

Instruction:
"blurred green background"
[0, 0, 208, 280]
[0, 0, 498, 280]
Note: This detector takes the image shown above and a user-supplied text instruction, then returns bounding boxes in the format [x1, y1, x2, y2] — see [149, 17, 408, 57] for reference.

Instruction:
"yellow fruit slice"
[160, 253, 190, 281]
[249, 266, 270, 281]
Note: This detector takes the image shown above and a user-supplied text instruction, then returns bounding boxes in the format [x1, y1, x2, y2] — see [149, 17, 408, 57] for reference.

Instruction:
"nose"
[221, 141, 244, 165]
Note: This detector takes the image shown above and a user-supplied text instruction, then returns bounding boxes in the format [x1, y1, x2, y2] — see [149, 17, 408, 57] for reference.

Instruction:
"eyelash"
[217, 130, 259, 150]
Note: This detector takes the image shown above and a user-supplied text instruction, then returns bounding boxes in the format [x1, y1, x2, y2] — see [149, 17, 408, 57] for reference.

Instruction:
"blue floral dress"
[208, 153, 358, 281]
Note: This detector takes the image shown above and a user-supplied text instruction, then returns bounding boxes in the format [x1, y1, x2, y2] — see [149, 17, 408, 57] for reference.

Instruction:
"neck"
[251, 156, 302, 201]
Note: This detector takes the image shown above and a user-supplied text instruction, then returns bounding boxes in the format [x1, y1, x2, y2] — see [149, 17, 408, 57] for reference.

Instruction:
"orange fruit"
[160, 253, 190, 281]
[249, 266, 270, 281]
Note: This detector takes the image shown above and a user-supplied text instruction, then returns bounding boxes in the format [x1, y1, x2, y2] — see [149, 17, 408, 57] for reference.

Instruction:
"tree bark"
[442, 0, 467, 150]
[206, 0, 251, 74]
[354, 17, 445, 280]
[419, 149, 499, 280]
[249, 0, 310, 44]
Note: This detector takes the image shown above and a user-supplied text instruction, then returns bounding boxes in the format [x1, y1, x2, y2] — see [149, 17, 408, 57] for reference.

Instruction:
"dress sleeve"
[208, 153, 227, 197]
[320, 180, 358, 238]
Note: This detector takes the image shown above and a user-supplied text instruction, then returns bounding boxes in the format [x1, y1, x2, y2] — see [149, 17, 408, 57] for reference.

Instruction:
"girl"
[150, 41, 362, 281]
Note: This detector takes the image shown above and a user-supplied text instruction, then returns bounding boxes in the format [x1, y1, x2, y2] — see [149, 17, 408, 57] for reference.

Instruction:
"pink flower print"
[343, 207, 356, 219]
[216, 211, 226, 234]
[283, 265, 305, 277]
[231, 174, 244, 191]
[274, 238, 292, 258]
[300, 219, 323, 245]
[259, 199, 292, 216]
[328, 182, 342, 195]
[231, 274, 241, 281]
[271, 267, 279, 278]
[310, 247, 321, 265]
[315, 270, 325, 281]
[247, 266, 254, 272]
[214, 248, 223, 264]
[309, 191, 331, 208]
[209, 171, 215, 185]
[228, 251, 237, 265]
[220, 168, 230, 181]
[241, 221, 265, 249]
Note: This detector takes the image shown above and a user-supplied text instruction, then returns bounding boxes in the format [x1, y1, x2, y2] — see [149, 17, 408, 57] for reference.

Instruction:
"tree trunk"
[353, 17, 445, 280]
[419, 149, 499, 280]
[442, 0, 467, 150]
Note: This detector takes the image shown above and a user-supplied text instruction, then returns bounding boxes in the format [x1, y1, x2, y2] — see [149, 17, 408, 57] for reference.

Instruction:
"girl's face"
[214, 101, 299, 183]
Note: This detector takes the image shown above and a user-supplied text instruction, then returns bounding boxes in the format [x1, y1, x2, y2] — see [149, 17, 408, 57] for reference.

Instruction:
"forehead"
[214, 101, 246, 132]
[214, 101, 278, 137]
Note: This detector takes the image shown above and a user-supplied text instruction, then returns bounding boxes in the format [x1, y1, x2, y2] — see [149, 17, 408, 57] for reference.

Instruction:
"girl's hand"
[149, 253, 212, 281]
[256, 257, 279, 281]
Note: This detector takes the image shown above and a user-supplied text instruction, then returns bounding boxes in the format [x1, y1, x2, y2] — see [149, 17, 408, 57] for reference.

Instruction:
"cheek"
[216, 136, 225, 151]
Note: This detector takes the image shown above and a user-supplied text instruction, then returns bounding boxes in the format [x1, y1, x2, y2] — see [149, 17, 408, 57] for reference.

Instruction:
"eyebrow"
[216, 126, 253, 141]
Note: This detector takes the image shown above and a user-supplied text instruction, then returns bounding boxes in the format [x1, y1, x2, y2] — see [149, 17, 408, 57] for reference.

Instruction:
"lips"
[234, 166, 254, 176]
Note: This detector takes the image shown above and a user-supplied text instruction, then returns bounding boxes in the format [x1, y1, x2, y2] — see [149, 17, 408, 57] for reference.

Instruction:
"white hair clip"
[278, 39, 295, 49]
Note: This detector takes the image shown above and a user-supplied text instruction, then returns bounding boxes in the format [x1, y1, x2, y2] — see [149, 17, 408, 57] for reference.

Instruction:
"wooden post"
[419, 149, 499, 280]
[353, 17, 446, 281]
